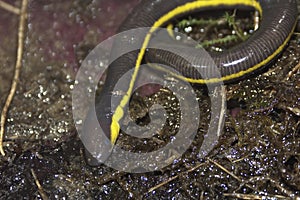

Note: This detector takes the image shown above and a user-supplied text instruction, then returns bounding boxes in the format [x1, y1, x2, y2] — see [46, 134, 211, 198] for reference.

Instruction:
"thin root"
[0, 0, 28, 156]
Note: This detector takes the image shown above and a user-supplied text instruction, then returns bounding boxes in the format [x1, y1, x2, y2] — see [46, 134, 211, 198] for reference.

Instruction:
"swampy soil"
[0, 0, 299, 199]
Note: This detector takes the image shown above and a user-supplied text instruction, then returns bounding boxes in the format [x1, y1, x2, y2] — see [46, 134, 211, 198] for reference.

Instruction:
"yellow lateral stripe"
[167, 24, 175, 39]
[110, 0, 262, 144]
[217, 23, 296, 83]
[171, 20, 297, 84]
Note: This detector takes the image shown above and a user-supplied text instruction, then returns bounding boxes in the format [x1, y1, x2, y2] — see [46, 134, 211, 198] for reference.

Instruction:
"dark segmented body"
[145, 0, 298, 82]
[83, 0, 298, 165]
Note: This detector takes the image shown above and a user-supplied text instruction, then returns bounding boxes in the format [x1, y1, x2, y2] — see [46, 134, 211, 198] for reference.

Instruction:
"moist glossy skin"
[146, 0, 298, 83]
[83, 0, 298, 166]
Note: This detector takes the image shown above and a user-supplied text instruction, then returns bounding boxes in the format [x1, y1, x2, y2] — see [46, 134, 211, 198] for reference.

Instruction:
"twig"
[31, 168, 49, 200]
[0, 0, 20, 15]
[268, 178, 299, 198]
[0, 0, 28, 156]
[97, 171, 127, 186]
[207, 158, 256, 191]
[147, 173, 178, 193]
[223, 193, 288, 200]
[147, 161, 208, 193]
[207, 158, 242, 181]
[286, 61, 300, 80]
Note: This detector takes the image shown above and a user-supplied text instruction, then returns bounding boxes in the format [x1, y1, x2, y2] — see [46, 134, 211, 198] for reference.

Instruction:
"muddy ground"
[0, 0, 299, 199]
